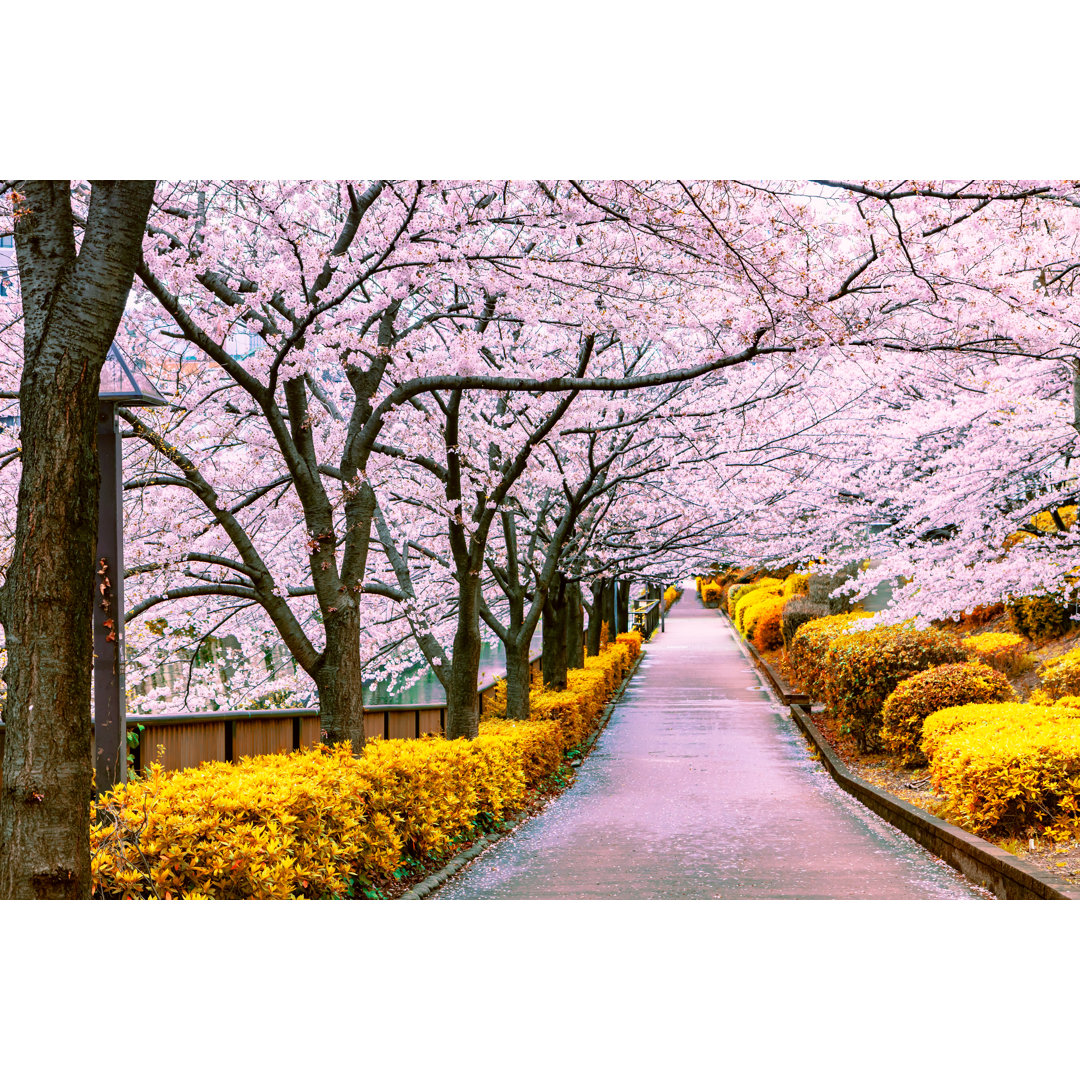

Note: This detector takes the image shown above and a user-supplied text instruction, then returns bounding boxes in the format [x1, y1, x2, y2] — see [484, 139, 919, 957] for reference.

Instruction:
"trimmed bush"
[735, 584, 781, 634]
[961, 631, 1031, 676]
[821, 626, 968, 751]
[92, 727, 560, 900]
[701, 581, 722, 608]
[925, 702, 1080, 839]
[922, 702, 1049, 763]
[879, 662, 1015, 766]
[781, 597, 830, 651]
[751, 595, 788, 652]
[1038, 646, 1080, 700]
[789, 612, 873, 700]
[727, 578, 781, 617]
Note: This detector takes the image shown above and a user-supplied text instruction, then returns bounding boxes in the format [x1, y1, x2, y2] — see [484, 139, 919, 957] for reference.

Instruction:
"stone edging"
[716, 599, 1080, 899]
[399, 648, 647, 900]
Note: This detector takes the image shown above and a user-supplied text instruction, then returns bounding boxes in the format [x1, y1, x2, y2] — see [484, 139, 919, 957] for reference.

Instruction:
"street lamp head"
[98, 342, 167, 407]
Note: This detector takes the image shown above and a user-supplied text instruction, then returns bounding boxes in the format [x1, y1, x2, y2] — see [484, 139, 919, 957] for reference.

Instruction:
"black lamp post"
[95, 343, 166, 790]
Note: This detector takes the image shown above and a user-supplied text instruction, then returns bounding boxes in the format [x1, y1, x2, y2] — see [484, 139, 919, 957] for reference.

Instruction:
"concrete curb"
[400, 648, 647, 900]
[716, 599, 1080, 900]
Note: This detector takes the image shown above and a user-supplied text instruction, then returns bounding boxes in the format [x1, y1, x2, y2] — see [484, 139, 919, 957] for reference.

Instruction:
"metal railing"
[630, 598, 662, 638]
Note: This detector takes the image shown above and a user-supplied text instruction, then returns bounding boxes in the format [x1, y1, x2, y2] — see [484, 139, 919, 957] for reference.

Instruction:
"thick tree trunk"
[586, 579, 605, 656]
[314, 608, 367, 751]
[617, 579, 631, 636]
[602, 578, 617, 644]
[0, 180, 155, 900]
[447, 577, 483, 739]
[565, 579, 584, 671]
[542, 573, 569, 690]
[504, 636, 533, 720]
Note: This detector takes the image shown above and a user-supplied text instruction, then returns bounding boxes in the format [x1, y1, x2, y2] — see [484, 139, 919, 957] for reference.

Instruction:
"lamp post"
[95, 343, 166, 790]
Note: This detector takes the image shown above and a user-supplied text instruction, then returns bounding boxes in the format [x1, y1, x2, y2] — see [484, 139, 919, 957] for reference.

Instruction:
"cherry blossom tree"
[0, 180, 155, 899]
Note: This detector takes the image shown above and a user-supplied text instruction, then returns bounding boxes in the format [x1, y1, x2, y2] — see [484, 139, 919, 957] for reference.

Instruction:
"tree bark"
[542, 573, 569, 690]
[602, 578, 617, 644]
[504, 636, 533, 721]
[617, 579, 631, 636]
[0, 180, 156, 900]
[446, 575, 483, 739]
[565, 579, 584, 671]
[586, 578, 605, 656]
[313, 608, 367, 749]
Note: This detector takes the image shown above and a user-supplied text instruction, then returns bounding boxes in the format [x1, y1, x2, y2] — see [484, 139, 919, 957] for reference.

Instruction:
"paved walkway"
[436, 593, 987, 899]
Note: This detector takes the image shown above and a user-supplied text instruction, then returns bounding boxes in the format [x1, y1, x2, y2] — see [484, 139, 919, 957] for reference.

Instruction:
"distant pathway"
[435, 592, 987, 899]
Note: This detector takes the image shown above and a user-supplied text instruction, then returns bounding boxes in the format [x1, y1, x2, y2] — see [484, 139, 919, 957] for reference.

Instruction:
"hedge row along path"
[435, 593, 988, 899]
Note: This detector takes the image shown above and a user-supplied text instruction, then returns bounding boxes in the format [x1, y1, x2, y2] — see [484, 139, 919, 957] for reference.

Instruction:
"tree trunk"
[446, 577, 483, 739]
[586, 579, 605, 656]
[617, 579, 631, 636]
[565, 579, 584, 670]
[542, 573, 569, 690]
[602, 578, 617, 644]
[314, 608, 367, 751]
[0, 180, 156, 900]
[504, 635, 532, 720]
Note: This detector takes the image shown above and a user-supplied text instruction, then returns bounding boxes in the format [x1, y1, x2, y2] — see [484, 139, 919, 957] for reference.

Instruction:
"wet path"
[436, 593, 987, 899]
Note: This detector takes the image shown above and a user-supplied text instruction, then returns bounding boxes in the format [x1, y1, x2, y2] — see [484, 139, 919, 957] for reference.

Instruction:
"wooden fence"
[0, 653, 541, 780]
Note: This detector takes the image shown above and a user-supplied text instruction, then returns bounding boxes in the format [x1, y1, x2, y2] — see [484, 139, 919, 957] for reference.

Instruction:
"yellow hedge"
[734, 585, 781, 634]
[664, 585, 679, 611]
[92, 634, 644, 900]
[1038, 646, 1080, 700]
[91, 725, 562, 900]
[961, 632, 1030, 676]
[728, 578, 781, 618]
[925, 703, 1080, 839]
[751, 595, 787, 652]
[789, 612, 873, 701]
[702, 581, 722, 607]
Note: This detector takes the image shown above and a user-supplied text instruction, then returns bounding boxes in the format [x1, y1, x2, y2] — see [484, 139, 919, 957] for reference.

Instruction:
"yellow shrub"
[926, 703, 1080, 839]
[92, 730, 560, 901]
[879, 662, 1014, 766]
[728, 578, 781, 618]
[735, 585, 781, 634]
[751, 595, 788, 652]
[479, 719, 563, 786]
[782, 573, 810, 598]
[702, 582, 722, 607]
[788, 612, 873, 700]
[740, 590, 782, 639]
[615, 631, 643, 663]
[1038, 646, 1080, 700]
[961, 632, 1031, 676]
[529, 688, 589, 746]
[663, 585, 679, 611]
